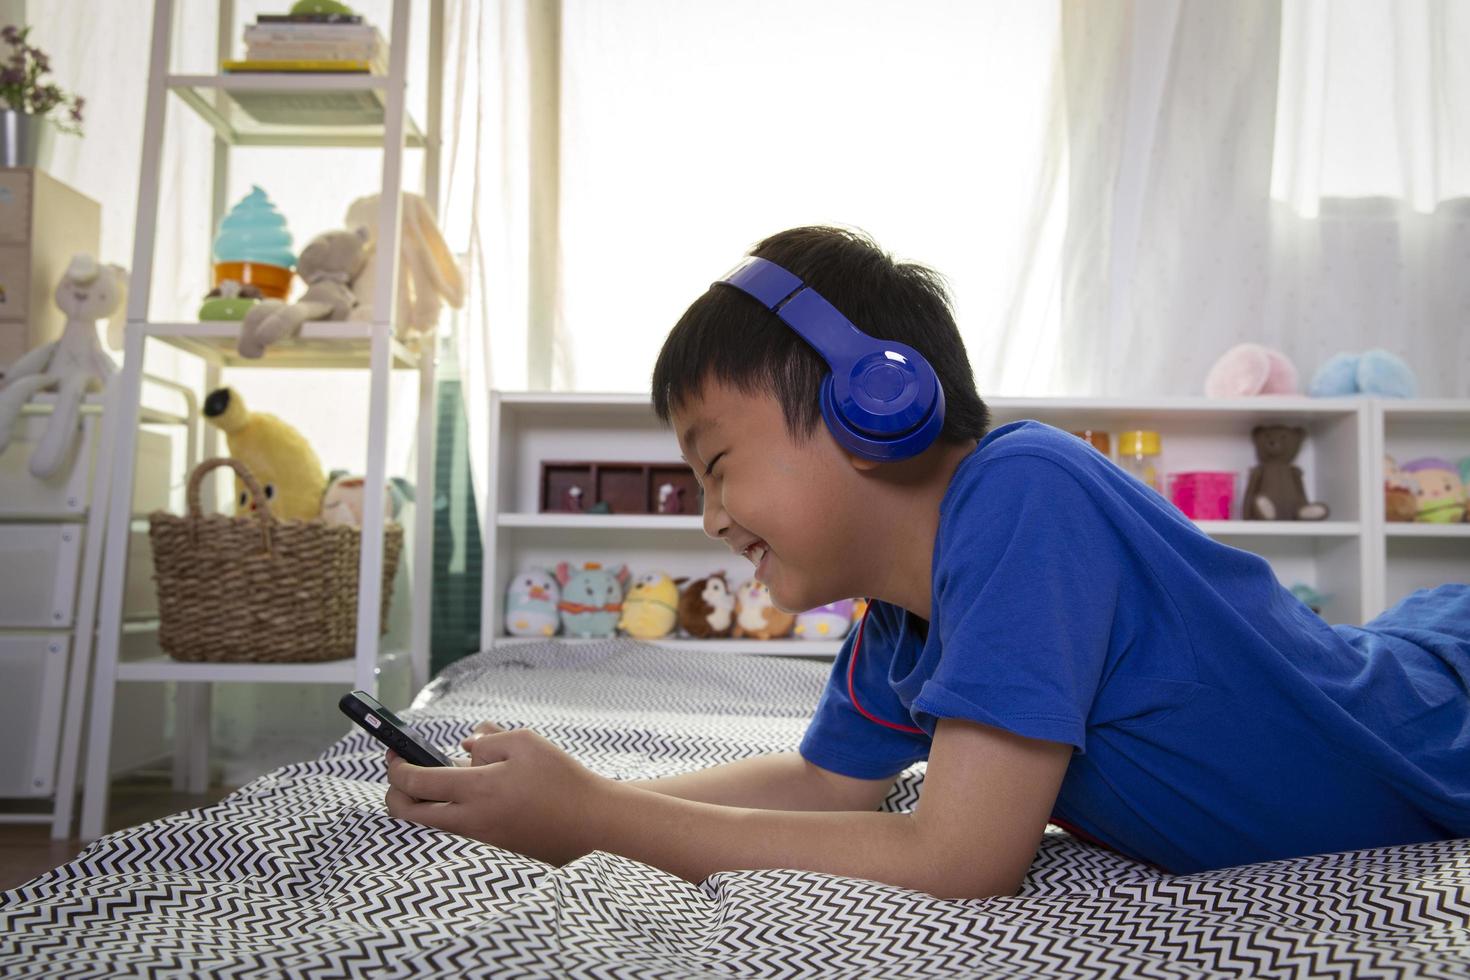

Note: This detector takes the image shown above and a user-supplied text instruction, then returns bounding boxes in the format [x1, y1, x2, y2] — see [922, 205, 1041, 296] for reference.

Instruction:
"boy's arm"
[624, 752, 898, 812]
[387, 717, 1071, 900]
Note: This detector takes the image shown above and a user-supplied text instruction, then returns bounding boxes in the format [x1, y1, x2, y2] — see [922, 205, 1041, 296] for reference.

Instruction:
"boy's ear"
[845, 451, 882, 472]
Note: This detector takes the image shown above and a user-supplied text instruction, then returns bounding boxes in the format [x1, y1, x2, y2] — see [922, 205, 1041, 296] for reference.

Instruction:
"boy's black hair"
[651, 226, 989, 447]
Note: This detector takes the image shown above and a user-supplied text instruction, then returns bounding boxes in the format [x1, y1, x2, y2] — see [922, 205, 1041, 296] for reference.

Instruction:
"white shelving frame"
[76, 0, 444, 842]
[482, 392, 1469, 661]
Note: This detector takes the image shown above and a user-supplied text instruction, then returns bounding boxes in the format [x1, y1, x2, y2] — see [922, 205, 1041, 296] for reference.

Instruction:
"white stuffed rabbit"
[343, 191, 464, 343]
[0, 255, 125, 478]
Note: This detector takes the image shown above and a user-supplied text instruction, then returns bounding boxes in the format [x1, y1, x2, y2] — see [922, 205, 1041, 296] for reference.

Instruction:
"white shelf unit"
[77, 0, 445, 842]
[1375, 400, 1470, 612]
[482, 392, 844, 658]
[483, 393, 1469, 656]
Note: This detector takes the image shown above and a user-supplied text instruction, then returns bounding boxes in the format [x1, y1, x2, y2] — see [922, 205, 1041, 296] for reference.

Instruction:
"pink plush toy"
[1204, 344, 1300, 398]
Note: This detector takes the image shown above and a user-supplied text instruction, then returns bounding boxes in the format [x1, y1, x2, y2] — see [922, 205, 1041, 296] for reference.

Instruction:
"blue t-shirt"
[799, 420, 1470, 874]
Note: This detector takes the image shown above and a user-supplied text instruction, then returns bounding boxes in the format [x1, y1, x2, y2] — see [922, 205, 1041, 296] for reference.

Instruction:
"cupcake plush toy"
[211, 186, 296, 301]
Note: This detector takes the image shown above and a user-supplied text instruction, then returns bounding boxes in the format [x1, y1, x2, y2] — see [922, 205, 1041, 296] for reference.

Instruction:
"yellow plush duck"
[202, 386, 326, 520]
[618, 572, 682, 640]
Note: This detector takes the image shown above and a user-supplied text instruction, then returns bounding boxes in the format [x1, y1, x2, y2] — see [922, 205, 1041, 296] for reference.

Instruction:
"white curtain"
[1058, 0, 1470, 398]
[442, 0, 1470, 503]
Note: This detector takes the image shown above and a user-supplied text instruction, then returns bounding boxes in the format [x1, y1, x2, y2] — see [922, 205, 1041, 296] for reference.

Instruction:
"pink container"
[1169, 471, 1235, 520]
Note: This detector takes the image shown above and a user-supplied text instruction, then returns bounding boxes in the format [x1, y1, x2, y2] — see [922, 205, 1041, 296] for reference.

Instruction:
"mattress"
[3, 640, 1467, 978]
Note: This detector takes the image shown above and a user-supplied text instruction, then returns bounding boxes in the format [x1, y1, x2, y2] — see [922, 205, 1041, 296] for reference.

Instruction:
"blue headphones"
[715, 256, 945, 462]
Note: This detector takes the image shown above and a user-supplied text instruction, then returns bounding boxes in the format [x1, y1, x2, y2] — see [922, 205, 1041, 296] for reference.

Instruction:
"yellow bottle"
[1118, 430, 1163, 493]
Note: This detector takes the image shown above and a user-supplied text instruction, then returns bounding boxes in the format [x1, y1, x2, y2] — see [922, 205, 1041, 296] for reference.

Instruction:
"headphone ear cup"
[819, 372, 946, 462]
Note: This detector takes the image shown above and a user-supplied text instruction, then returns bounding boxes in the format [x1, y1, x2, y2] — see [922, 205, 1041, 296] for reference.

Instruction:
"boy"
[386, 227, 1470, 900]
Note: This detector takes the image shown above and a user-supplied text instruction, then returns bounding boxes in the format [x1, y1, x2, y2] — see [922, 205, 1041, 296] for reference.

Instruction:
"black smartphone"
[339, 690, 453, 767]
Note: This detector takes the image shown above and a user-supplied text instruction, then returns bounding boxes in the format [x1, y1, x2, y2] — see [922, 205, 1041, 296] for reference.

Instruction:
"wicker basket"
[149, 457, 402, 663]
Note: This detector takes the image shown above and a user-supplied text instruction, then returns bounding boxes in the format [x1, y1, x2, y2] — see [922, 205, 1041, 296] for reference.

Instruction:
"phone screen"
[339, 690, 452, 767]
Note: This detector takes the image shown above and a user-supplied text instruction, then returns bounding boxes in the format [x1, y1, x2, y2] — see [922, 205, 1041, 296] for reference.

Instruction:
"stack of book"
[224, 12, 389, 74]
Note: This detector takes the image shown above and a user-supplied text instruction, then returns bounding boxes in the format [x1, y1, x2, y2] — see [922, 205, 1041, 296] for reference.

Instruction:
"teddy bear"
[343, 191, 464, 344]
[236, 227, 370, 359]
[1243, 425, 1330, 521]
[677, 573, 735, 638]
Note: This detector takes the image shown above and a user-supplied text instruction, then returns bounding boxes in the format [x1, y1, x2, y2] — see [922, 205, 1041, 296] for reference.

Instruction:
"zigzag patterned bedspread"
[3, 641, 1468, 978]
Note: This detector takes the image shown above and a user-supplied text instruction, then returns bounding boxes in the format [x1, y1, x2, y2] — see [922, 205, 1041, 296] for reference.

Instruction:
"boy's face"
[673, 381, 871, 614]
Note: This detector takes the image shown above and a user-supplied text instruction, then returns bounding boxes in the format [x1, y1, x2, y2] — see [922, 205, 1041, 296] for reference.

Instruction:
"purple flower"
[0, 66, 20, 86]
[0, 25, 20, 45]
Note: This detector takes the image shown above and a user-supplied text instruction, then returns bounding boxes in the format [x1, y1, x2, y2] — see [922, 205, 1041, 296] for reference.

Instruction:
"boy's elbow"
[904, 831, 1029, 900]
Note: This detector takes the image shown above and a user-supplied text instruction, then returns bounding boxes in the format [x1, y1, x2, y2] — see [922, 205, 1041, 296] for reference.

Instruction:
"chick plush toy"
[504, 568, 561, 637]
[619, 572, 683, 640]
[202, 386, 326, 520]
[732, 579, 795, 639]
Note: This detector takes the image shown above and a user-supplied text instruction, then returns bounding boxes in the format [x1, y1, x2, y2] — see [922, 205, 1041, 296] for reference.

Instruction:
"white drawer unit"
[0, 412, 173, 519]
[0, 523, 83, 628]
[0, 634, 70, 797]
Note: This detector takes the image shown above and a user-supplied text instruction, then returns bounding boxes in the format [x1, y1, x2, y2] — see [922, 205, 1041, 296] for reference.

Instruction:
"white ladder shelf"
[76, 0, 443, 842]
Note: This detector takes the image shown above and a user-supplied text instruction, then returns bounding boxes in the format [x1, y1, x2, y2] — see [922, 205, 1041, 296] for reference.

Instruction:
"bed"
[3, 640, 1468, 978]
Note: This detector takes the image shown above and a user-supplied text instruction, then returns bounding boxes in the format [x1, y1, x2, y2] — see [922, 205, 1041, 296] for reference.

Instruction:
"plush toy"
[1243, 425, 1329, 521]
[556, 562, 628, 638]
[794, 599, 856, 641]
[732, 579, 795, 640]
[1308, 350, 1417, 399]
[1384, 456, 1420, 523]
[343, 192, 464, 344]
[1203, 344, 1300, 398]
[0, 255, 125, 478]
[1399, 457, 1467, 524]
[619, 572, 683, 639]
[319, 472, 413, 526]
[237, 227, 370, 359]
[504, 569, 561, 637]
[202, 386, 326, 520]
[212, 185, 295, 300]
[1290, 583, 1330, 616]
[677, 573, 735, 638]
[198, 280, 263, 321]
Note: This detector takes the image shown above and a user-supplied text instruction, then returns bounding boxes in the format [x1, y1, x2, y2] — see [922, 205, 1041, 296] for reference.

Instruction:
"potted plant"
[1, 24, 85, 168]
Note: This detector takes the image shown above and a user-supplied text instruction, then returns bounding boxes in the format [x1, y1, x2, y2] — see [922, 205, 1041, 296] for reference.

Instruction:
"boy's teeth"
[746, 543, 767, 566]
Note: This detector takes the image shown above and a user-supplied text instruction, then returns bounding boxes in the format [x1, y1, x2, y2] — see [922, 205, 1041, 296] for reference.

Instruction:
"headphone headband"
[715, 256, 944, 462]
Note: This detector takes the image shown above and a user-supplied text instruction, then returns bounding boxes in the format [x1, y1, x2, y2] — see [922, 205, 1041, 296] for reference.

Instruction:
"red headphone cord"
[846, 602, 926, 735]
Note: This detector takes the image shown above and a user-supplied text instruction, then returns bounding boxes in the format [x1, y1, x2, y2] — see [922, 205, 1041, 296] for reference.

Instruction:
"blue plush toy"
[555, 561, 629, 638]
[1308, 350, 1417, 398]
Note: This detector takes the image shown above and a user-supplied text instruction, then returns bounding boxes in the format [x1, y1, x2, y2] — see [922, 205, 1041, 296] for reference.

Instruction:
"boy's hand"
[384, 725, 602, 865]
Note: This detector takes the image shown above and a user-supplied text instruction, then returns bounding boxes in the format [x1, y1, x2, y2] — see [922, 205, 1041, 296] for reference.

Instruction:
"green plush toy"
[198, 280, 263, 321]
[291, 0, 355, 15]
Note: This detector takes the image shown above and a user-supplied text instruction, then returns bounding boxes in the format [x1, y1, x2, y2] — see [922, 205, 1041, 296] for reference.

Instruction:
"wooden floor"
[0, 774, 235, 892]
